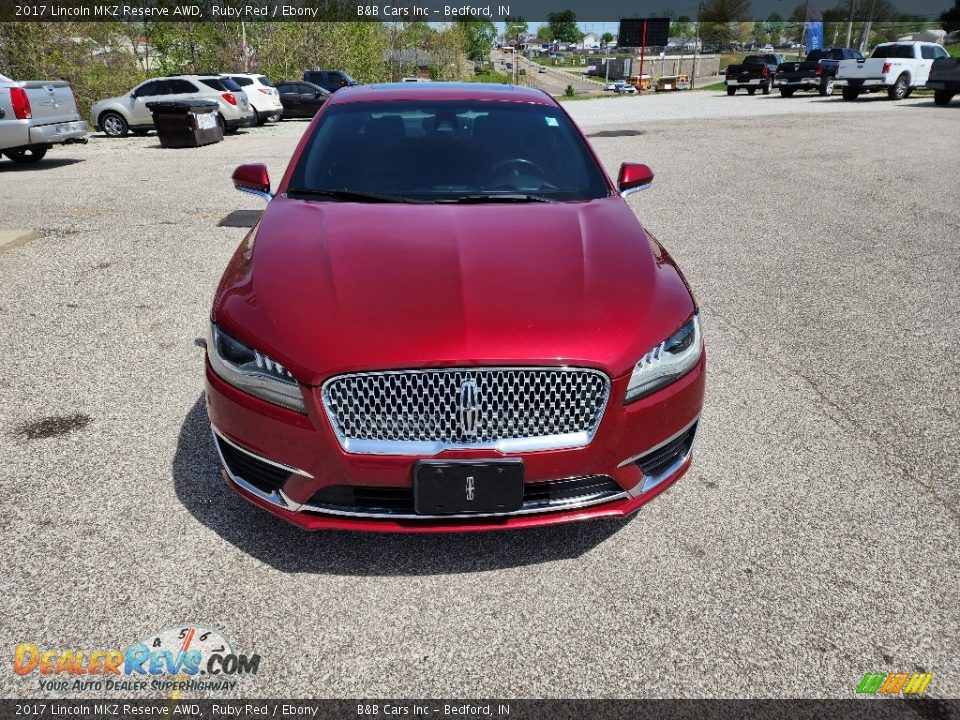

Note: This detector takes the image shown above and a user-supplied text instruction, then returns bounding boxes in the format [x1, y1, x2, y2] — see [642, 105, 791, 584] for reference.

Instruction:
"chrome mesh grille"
[322, 368, 610, 455]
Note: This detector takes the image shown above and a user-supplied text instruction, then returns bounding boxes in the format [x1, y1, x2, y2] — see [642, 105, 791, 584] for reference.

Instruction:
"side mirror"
[130, 90, 139, 99]
[232, 163, 273, 202]
[618, 162, 654, 197]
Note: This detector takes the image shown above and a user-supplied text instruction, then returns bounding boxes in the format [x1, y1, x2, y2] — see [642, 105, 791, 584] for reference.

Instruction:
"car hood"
[214, 195, 696, 383]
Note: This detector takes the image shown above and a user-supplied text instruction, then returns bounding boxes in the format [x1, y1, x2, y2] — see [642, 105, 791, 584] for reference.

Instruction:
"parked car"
[0, 73, 87, 163]
[302, 70, 357, 93]
[725, 54, 784, 95]
[616, 83, 638, 94]
[401, 77, 432, 82]
[603, 81, 619, 91]
[90, 75, 255, 137]
[835, 41, 950, 101]
[776, 47, 864, 97]
[538, 66, 547, 73]
[211, 82, 705, 532]
[224, 74, 283, 125]
[926, 55, 960, 106]
[275, 81, 330, 119]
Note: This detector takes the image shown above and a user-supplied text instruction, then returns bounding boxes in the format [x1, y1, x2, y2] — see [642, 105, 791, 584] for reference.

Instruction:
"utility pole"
[241, 21, 249, 72]
[845, 0, 856, 48]
[691, 5, 702, 90]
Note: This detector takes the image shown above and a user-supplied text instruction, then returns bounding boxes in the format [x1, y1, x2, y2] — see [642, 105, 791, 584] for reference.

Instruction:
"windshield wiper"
[441, 194, 556, 204]
[285, 188, 423, 204]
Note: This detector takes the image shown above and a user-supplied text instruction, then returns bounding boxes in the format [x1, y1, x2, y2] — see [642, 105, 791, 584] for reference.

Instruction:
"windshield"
[871, 45, 914, 59]
[286, 100, 611, 203]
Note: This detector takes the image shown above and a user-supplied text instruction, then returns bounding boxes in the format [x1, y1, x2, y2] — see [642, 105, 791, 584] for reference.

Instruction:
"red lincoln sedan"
[205, 83, 705, 533]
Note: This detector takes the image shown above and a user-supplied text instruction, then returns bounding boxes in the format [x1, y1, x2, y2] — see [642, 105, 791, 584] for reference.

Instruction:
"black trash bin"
[146, 100, 223, 148]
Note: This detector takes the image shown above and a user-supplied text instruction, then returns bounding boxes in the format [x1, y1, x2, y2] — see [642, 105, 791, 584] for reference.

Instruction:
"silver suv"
[90, 75, 255, 138]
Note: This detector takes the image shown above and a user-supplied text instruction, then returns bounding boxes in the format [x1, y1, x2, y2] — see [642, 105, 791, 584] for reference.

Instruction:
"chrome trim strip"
[320, 365, 611, 456]
[236, 186, 274, 202]
[211, 426, 314, 479]
[620, 184, 651, 199]
[212, 428, 289, 509]
[339, 430, 595, 456]
[625, 420, 701, 498]
[616, 415, 701, 468]
[298, 488, 628, 521]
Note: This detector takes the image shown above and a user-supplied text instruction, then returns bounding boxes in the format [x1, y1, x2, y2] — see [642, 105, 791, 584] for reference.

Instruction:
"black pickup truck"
[725, 54, 785, 95]
[776, 47, 864, 97]
[927, 56, 960, 106]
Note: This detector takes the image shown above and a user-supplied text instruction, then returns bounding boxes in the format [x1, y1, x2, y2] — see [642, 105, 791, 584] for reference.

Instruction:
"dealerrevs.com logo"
[14, 625, 261, 693]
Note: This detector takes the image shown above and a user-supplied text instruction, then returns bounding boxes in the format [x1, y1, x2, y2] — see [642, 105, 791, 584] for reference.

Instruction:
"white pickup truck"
[835, 41, 951, 101]
[0, 74, 88, 163]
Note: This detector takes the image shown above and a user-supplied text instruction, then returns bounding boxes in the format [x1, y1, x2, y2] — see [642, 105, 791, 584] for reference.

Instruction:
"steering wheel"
[488, 158, 547, 179]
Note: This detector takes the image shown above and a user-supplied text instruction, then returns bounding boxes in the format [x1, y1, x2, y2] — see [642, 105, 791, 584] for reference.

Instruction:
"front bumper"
[205, 355, 706, 532]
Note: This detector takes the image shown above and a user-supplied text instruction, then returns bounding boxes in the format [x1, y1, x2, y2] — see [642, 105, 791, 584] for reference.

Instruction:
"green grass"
[466, 70, 511, 84]
[693, 81, 728, 92]
[947, 43, 960, 58]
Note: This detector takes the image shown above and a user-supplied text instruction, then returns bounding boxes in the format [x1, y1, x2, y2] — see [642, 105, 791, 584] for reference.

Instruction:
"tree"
[547, 10, 582, 43]
[456, 20, 497, 62]
[698, 0, 752, 48]
[943, 0, 960, 34]
[504, 16, 528, 40]
[752, 20, 768, 44]
[601, 31, 615, 44]
[671, 16, 693, 39]
[766, 13, 785, 45]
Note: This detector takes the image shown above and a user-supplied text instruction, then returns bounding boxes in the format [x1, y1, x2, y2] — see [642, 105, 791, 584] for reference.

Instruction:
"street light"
[691, 2, 705, 89]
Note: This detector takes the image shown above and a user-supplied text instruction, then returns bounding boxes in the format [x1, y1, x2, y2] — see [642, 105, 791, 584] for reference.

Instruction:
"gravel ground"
[0, 95, 958, 700]
[563, 87, 945, 126]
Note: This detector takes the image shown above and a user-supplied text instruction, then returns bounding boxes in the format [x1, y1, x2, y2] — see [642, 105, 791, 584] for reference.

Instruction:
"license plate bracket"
[414, 460, 524, 515]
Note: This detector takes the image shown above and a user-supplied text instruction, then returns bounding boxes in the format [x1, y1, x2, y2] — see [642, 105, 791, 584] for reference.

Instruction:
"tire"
[726, 86, 736, 96]
[887, 74, 908, 100]
[819, 77, 835, 96]
[5, 145, 48, 163]
[903, 87, 913, 99]
[780, 87, 796, 98]
[842, 86, 860, 101]
[747, 88, 757, 95]
[252, 108, 265, 126]
[933, 89, 954, 106]
[100, 111, 128, 138]
[762, 79, 772, 95]
[267, 113, 282, 123]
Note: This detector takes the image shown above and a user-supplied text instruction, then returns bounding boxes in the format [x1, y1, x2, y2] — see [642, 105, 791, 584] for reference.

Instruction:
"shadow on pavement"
[173, 395, 631, 575]
[0, 157, 84, 172]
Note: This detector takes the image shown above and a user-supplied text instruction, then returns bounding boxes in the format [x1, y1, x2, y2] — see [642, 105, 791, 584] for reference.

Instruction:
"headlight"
[624, 313, 702, 404]
[207, 323, 306, 413]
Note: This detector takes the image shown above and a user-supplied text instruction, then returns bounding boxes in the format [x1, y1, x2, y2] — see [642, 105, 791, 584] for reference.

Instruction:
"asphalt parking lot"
[1, 93, 958, 699]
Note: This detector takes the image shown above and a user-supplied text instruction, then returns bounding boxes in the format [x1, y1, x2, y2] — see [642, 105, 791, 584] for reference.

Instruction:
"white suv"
[90, 75, 255, 138]
[224, 74, 283, 125]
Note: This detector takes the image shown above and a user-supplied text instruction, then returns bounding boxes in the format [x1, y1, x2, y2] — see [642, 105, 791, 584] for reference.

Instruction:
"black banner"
[0, 700, 959, 720]
[0, 0, 951, 22]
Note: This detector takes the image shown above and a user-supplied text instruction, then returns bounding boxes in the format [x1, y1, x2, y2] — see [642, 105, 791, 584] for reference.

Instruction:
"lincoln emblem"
[465, 476, 475, 501]
[457, 379, 480, 437]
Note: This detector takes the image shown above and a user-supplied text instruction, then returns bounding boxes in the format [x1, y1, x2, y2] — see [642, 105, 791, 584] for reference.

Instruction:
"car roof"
[326, 82, 556, 106]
